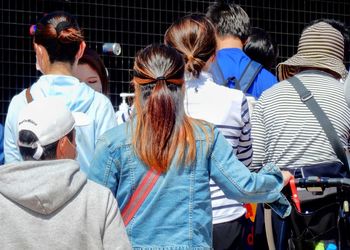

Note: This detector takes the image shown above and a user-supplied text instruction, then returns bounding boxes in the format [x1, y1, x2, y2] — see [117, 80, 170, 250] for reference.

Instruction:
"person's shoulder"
[216, 84, 245, 106]
[9, 89, 27, 105]
[86, 178, 113, 195]
[256, 67, 277, 84]
[6, 89, 27, 121]
[258, 78, 293, 100]
[191, 119, 215, 141]
[91, 91, 114, 107]
[98, 122, 132, 150]
[87, 91, 116, 122]
[83, 179, 116, 206]
[205, 73, 245, 99]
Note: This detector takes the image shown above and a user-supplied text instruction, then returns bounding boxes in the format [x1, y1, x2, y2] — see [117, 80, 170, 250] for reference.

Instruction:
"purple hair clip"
[29, 24, 37, 36]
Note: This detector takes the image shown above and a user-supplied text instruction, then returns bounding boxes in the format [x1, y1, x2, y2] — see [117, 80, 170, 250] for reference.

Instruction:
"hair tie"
[187, 54, 194, 61]
[55, 21, 71, 35]
[156, 76, 166, 81]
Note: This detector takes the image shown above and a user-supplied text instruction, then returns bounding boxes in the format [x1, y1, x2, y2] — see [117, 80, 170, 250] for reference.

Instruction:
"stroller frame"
[287, 176, 350, 250]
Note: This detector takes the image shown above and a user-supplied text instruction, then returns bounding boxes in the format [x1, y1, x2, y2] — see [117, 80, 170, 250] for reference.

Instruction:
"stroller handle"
[295, 176, 350, 188]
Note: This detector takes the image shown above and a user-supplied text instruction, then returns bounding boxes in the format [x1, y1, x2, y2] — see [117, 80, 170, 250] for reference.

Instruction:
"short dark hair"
[206, 1, 250, 41]
[18, 130, 74, 160]
[244, 27, 278, 70]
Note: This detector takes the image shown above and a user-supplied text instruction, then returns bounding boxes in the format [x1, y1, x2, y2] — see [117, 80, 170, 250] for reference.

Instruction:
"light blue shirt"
[88, 120, 290, 249]
[4, 75, 117, 173]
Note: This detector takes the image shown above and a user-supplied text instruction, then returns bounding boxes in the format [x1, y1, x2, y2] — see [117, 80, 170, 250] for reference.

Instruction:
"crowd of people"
[1, 1, 350, 250]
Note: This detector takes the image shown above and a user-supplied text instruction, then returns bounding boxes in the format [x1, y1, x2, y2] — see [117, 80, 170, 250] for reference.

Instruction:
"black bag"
[285, 162, 350, 250]
[286, 161, 349, 179]
[301, 161, 350, 178]
[288, 193, 340, 250]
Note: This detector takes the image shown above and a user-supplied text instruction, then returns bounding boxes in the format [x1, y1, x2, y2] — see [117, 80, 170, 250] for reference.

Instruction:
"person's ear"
[34, 43, 49, 73]
[208, 53, 216, 63]
[34, 43, 43, 71]
[73, 41, 86, 69]
[76, 41, 86, 61]
[56, 136, 76, 160]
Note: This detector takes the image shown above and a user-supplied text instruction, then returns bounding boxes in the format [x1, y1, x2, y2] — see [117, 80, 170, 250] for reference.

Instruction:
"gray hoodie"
[0, 159, 131, 250]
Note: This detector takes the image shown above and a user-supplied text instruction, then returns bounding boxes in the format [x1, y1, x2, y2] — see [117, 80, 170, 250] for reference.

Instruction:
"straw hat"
[277, 22, 347, 81]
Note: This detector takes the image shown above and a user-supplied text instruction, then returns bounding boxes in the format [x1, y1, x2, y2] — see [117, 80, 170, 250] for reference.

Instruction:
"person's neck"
[299, 67, 341, 80]
[44, 62, 74, 76]
[216, 35, 244, 50]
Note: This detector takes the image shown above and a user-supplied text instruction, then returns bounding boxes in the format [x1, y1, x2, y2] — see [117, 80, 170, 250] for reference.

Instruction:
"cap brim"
[72, 112, 90, 127]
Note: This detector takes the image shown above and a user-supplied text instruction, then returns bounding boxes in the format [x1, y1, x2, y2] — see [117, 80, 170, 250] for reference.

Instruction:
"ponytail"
[131, 44, 197, 173]
[164, 14, 216, 78]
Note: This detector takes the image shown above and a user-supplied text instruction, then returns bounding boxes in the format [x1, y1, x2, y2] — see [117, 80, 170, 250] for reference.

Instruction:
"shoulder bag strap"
[25, 88, 33, 103]
[287, 76, 349, 169]
[121, 169, 160, 226]
[238, 60, 263, 93]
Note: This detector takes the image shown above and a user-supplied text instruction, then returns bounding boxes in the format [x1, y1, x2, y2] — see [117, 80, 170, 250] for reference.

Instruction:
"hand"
[281, 171, 293, 186]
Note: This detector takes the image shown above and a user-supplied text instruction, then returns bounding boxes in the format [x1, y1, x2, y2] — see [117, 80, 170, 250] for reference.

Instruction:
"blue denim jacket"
[88, 121, 290, 249]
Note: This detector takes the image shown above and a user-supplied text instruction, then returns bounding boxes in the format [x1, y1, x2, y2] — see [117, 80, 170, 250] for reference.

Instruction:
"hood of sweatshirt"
[30, 75, 95, 113]
[0, 159, 86, 215]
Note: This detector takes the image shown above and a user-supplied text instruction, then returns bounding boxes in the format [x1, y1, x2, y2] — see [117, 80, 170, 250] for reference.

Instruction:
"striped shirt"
[251, 70, 350, 169]
[184, 71, 252, 224]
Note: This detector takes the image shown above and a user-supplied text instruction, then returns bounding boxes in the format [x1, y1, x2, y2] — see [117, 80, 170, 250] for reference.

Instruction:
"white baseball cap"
[17, 98, 90, 160]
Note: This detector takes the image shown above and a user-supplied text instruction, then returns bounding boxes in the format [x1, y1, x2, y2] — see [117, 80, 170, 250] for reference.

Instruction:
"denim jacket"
[88, 121, 290, 249]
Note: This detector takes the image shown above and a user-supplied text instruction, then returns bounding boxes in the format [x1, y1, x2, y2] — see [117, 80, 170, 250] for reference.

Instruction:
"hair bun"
[55, 21, 71, 35]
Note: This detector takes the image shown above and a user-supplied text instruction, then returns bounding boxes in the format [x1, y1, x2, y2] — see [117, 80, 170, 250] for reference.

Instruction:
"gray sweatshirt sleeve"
[103, 191, 132, 250]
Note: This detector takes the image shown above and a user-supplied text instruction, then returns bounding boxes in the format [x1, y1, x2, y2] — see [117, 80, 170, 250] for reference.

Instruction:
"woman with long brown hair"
[88, 44, 292, 249]
[164, 14, 254, 249]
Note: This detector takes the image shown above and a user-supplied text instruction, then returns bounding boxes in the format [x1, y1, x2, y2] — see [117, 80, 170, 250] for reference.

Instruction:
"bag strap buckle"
[300, 91, 313, 102]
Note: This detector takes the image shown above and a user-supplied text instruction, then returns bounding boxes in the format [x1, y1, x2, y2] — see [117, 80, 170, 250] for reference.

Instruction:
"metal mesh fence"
[1, 0, 349, 123]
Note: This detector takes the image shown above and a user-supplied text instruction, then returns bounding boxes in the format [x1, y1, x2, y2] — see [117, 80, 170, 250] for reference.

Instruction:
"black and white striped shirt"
[251, 70, 350, 169]
[184, 72, 252, 224]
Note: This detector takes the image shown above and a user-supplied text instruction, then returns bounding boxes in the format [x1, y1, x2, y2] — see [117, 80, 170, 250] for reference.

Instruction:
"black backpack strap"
[238, 60, 263, 93]
[287, 76, 349, 170]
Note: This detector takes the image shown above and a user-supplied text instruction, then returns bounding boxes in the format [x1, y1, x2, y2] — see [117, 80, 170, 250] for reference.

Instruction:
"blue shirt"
[210, 48, 277, 99]
[88, 120, 290, 249]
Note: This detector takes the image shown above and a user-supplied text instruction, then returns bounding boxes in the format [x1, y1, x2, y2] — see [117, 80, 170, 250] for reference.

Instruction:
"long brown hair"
[34, 11, 84, 64]
[164, 14, 216, 78]
[132, 44, 197, 173]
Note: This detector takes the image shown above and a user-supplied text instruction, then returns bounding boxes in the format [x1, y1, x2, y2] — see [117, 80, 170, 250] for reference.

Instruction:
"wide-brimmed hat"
[277, 22, 347, 81]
